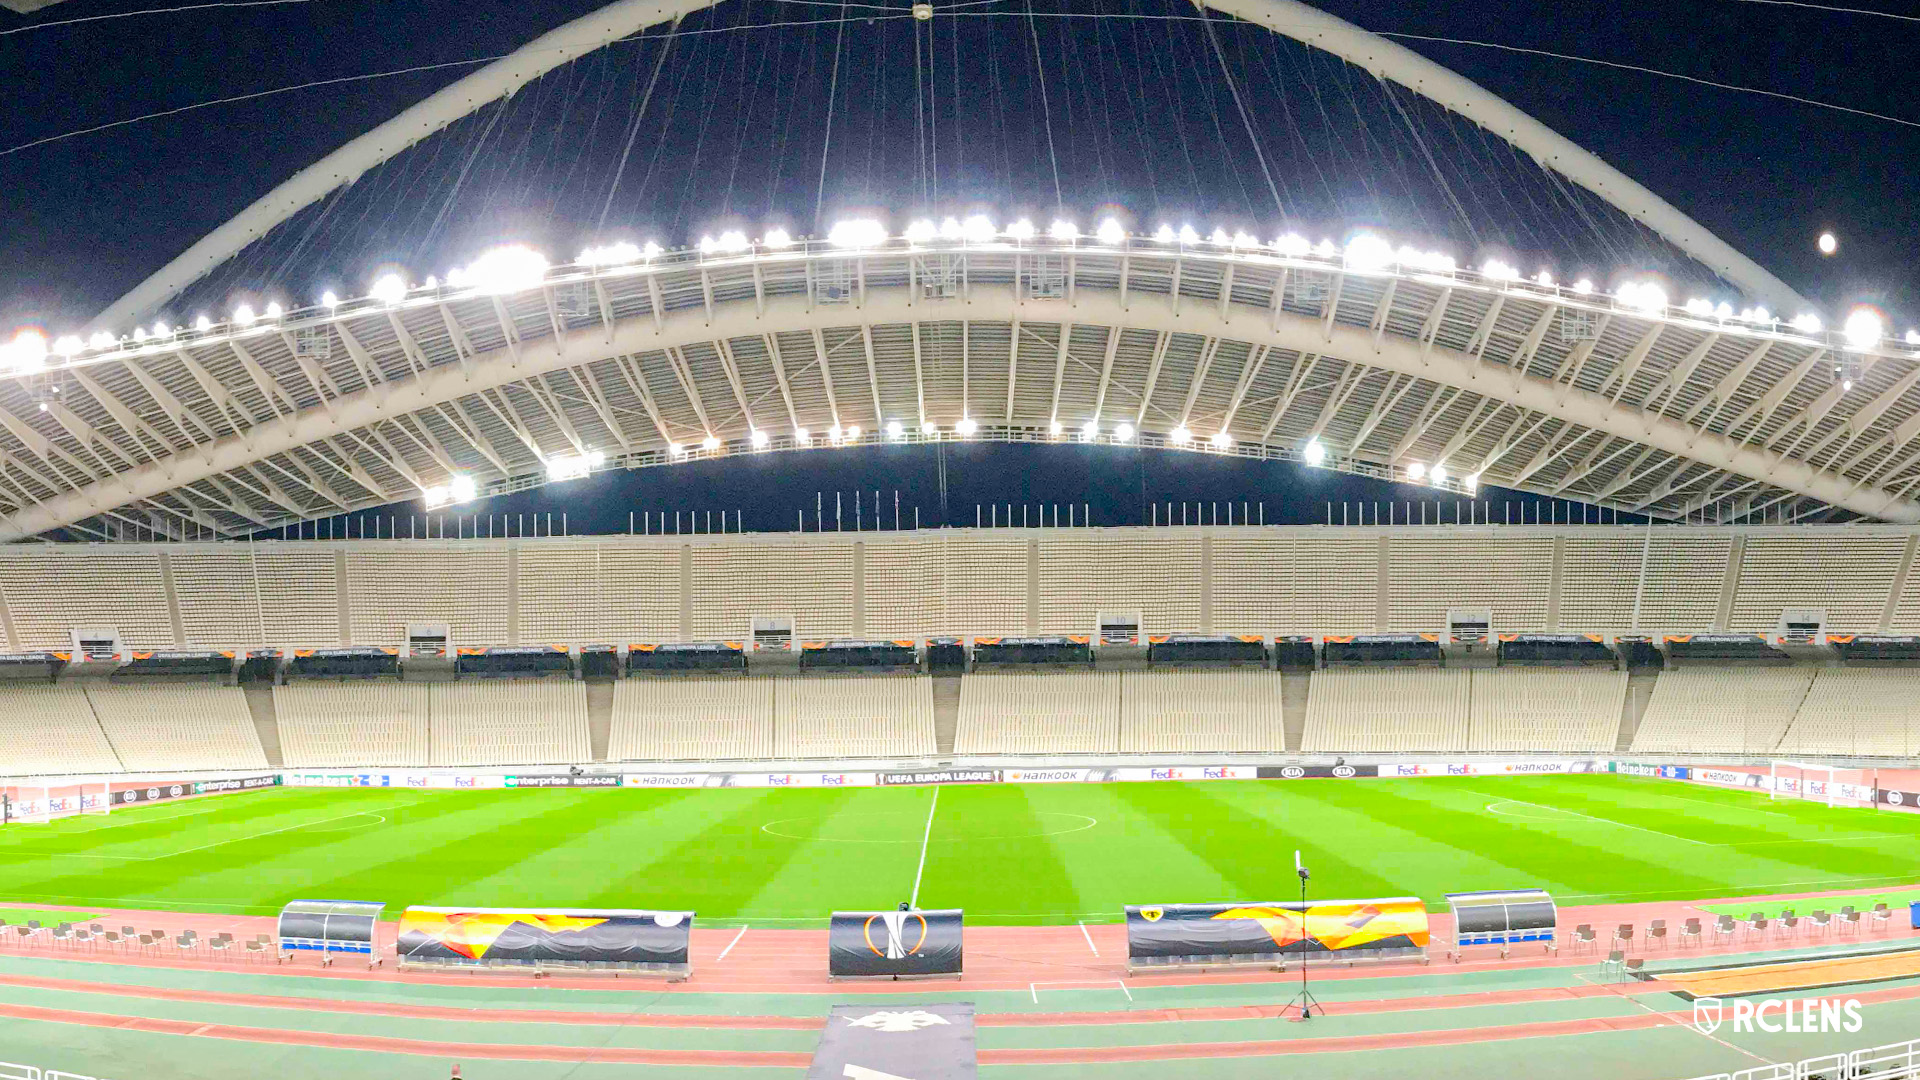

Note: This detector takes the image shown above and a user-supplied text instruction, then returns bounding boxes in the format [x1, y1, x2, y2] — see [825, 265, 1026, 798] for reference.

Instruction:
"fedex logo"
[1447, 764, 1471, 776]
[768, 774, 794, 786]
[1150, 769, 1176, 780]
[820, 774, 847, 786]
[1202, 768, 1227, 779]
[454, 777, 476, 788]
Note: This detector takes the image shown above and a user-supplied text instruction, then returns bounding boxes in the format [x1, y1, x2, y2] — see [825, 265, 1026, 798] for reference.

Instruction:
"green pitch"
[0, 774, 1916, 924]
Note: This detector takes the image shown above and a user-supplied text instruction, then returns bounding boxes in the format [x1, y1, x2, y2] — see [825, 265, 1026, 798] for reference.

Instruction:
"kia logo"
[1333, 765, 1356, 778]
[1280, 766, 1306, 779]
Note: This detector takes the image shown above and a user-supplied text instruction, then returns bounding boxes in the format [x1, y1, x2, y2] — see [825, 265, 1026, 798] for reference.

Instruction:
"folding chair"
[1612, 923, 1634, 950]
[1744, 913, 1767, 942]
[1713, 915, 1737, 946]
[208, 934, 231, 963]
[1645, 919, 1667, 949]
[1809, 911, 1832, 938]
[1872, 904, 1892, 932]
[1778, 916, 1801, 939]
[1623, 958, 1645, 979]
[1841, 910, 1863, 937]
[1571, 924, 1597, 955]
[1600, 949, 1625, 979]
[1679, 918, 1702, 949]
[244, 939, 268, 964]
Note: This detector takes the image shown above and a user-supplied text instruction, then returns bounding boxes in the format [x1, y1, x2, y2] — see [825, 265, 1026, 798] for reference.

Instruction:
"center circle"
[760, 811, 1097, 843]
[1484, 800, 1584, 823]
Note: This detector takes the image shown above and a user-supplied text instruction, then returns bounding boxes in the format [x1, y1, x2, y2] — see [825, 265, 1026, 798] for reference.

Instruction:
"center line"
[909, 786, 940, 909]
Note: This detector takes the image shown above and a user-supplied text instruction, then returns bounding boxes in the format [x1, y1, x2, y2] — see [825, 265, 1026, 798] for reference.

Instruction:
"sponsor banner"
[809, 1003, 976, 1080]
[397, 907, 692, 969]
[1879, 788, 1920, 811]
[1258, 765, 1378, 779]
[112, 777, 273, 805]
[828, 909, 965, 978]
[880, 770, 1002, 786]
[1004, 768, 1119, 784]
[1614, 762, 1690, 779]
[195, 775, 280, 794]
[623, 773, 706, 788]
[1381, 761, 1588, 778]
[1694, 768, 1761, 788]
[1116, 766, 1259, 782]
[1126, 898, 1429, 961]
[505, 775, 621, 788]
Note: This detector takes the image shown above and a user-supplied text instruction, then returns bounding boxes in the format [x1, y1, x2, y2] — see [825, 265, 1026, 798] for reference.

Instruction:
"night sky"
[3, 0, 1916, 531]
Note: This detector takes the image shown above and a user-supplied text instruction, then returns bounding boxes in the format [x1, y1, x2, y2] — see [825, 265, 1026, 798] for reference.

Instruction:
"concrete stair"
[932, 674, 962, 756]
[241, 681, 285, 769]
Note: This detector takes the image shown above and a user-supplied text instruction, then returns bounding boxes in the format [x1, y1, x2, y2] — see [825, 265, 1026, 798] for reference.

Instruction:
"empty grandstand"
[956, 671, 1122, 754]
[1629, 667, 1816, 756]
[610, 677, 774, 761]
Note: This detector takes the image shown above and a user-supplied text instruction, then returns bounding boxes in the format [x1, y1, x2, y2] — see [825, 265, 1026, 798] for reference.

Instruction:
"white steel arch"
[93, 0, 1811, 331]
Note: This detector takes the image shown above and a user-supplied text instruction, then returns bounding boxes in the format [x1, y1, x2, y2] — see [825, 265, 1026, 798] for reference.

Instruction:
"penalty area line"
[1465, 788, 1709, 846]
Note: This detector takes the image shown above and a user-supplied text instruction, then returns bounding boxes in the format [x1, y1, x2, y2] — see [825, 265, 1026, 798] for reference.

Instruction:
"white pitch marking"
[717, 925, 749, 961]
[157, 807, 402, 859]
[908, 786, 940, 909]
[1078, 920, 1099, 956]
[1469, 790, 1709, 846]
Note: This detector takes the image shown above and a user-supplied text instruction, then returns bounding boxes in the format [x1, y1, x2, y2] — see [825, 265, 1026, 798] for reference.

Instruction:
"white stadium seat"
[430, 679, 589, 767]
[956, 671, 1120, 754]
[1774, 668, 1920, 758]
[1629, 667, 1813, 755]
[0, 685, 123, 776]
[1302, 668, 1470, 752]
[1120, 670, 1282, 753]
[86, 682, 268, 772]
[775, 676, 936, 759]
[1467, 668, 1627, 753]
[276, 681, 431, 768]
[610, 677, 774, 761]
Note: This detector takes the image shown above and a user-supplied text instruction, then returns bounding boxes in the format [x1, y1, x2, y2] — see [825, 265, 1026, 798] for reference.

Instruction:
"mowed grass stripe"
[729, 786, 937, 919]
[2, 775, 1914, 922]
[1016, 784, 1240, 923]
[1355, 781, 1743, 904]
[1209, 780, 1559, 904]
[915, 785, 1085, 921]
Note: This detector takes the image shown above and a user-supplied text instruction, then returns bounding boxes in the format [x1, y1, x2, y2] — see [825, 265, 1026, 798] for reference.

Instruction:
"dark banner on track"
[1126, 898, 1430, 962]
[1257, 765, 1379, 779]
[397, 908, 692, 971]
[879, 769, 1001, 786]
[809, 1003, 976, 1079]
[278, 899, 384, 956]
[828, 909, 964, 977]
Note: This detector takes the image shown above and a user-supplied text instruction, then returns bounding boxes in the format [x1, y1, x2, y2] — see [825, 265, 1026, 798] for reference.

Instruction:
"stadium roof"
[6, 237, 1918, 542]
[6, 0, 1910, 541]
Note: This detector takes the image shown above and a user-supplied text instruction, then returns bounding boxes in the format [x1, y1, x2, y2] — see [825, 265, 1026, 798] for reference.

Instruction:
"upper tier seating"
[1629, 667, 1814, 755]
[1119, 669, 1283, 753]
[1301, 668, 1470, 752]
[775, 676, 936, 758]
[0, 685, 123, 776]
[275, 681, 430, 768]
[1774, 668, 1920, 758]
[86, 682, 268, 772]
[430, 679, 588, 767]
[609, 678, 774, 761]
[1467, 668, 1627, 753]
[955, 671, 1121, 754]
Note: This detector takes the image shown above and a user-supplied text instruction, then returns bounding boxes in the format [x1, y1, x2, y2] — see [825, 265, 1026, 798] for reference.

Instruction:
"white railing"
[1684, 1037, 1919, 1080]
[0, 1065, 113, 1080]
